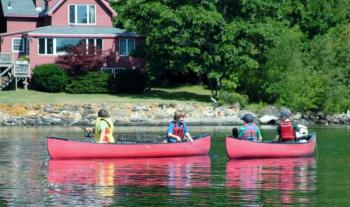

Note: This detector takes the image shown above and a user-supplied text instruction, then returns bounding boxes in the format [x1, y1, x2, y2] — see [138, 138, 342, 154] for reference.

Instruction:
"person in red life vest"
[237, 113, 262, 141]
[274, 109, 300, 142]
[167, 110, 193, 143]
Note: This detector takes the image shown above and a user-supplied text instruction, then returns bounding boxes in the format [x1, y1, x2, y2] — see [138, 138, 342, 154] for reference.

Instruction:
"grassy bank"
[0, 85, 211, 104]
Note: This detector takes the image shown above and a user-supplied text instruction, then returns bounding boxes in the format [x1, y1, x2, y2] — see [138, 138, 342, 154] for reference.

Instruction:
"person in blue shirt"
[238, 113, 262, 141]
[167, 110, 193, 143]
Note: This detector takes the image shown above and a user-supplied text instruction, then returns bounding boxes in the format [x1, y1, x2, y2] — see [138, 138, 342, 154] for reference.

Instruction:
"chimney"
[35, 0, 42, 11]
[8, 1, 12, 9]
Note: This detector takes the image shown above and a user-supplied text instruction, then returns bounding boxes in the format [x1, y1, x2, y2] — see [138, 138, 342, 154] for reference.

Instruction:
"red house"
[0, 0, 144, 71]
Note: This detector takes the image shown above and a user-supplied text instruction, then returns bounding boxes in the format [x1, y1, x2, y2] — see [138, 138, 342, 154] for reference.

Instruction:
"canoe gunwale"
[47, 133, 210, 145]
[226, 132, 316, 145]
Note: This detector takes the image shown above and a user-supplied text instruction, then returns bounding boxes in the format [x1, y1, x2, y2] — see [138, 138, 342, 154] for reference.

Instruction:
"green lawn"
[0, 85, 212, 104]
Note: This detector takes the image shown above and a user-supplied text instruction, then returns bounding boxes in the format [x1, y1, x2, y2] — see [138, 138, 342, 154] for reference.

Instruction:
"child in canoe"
[233, 113, 262, 141]
[167, 110, 193, 143]
[85, 109, 115, 144]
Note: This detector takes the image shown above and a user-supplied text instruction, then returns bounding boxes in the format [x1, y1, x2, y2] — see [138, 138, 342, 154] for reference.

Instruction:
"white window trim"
[68, 4, 96, 25]
[119, 38, 135, 57]
[12, 38, 25, 53]
[38, 38, 103, 56]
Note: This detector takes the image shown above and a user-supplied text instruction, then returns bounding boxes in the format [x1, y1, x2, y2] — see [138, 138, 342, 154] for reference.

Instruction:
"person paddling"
[237, 113, 262, 142]
[167, 110, 193, 143]
[86, 109, 115, 144]
[274, 109, 300, 142]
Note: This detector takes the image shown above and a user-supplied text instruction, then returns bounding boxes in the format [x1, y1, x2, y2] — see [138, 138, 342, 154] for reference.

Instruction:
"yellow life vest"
[95, 117, 115, 143]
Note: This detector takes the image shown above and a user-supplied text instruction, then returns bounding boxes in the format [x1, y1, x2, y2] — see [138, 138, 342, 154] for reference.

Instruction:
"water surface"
[0, 126, 349, 206]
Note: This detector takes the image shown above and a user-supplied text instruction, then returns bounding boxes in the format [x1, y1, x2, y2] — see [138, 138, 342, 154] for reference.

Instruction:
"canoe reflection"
[226, 158, 316, 205]
[48, 156, 211, 189]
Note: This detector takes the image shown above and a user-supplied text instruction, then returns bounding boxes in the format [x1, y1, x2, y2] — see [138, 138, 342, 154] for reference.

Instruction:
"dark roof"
[27, 26, 139, 37]
[1, 0, 46, 17]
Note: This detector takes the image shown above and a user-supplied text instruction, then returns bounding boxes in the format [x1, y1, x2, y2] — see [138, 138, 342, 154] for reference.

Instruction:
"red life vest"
[172, 122, 185, 139]
[280, 121, 296, 141]
[240, 123, 258, 141]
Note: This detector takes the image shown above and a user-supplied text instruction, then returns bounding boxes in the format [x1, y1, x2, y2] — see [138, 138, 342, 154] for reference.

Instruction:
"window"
[69, 5, 96, 24]
[39, 38, 102, 55]
[119, 38, 135, 56]
[12, 38, 25, 52]
[38, 38, 54, 55]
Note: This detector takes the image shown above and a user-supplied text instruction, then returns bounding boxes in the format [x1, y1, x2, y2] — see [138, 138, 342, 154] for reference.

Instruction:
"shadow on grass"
[116, 89, 211, 103]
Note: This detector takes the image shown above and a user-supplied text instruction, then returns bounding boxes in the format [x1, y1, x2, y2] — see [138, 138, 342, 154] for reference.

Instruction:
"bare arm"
[185, 132, 193, 142]
[167, 133, 182, 142]
[98, 129, 107, 143]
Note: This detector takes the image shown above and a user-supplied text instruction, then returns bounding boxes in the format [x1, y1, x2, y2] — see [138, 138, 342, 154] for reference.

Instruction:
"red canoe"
[226, 133, 316, 159]
[47, 134, 211, 159]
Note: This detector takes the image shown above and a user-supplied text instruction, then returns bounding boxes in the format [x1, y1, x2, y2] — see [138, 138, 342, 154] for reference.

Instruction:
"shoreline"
[1, 103, 349, 127]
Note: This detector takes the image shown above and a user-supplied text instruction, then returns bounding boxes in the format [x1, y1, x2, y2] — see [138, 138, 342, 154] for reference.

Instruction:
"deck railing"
[14, 61, 30, 78]
[0, 53, 13, 66]
[101, 67, 126, 77]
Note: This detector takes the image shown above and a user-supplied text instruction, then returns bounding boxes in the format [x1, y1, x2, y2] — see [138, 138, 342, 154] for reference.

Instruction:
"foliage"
[18, 55, 29, 62]
[65, 72, 110, 94]
[111, 0, 350, 113]
[109, 69, 147, 94]
[55, 44, 105, 77]
[31, 64, 69, 92]
[217, 90, 248, 107]
[305, 24, 350, 113]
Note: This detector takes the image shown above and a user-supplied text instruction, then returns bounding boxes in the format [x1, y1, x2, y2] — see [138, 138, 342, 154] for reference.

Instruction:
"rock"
[132, 105, 149, 112]
[262, 105, 279, 116]
[316, 119, 328, 125]
[340, 116, 350, 124]
[259, 115, 278, 124]
[292, 112, 302, 120]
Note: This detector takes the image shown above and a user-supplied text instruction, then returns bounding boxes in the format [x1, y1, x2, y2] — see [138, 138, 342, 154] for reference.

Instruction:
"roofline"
[27, 33, 142, 38]
[47, 0, 117, 17]
[0, 29, 35, 37]
[3, 14, 39, 18]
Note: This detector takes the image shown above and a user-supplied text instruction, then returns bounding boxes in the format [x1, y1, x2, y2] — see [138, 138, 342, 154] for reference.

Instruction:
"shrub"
[31, 64, 69, 92]
[217, 90, 248, 107]
[65, 71, 110, 94]
[109, 69, 147, 93]
[55, 44, 105, 77]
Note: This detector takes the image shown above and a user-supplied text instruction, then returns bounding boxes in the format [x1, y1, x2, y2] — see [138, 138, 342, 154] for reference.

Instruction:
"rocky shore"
[0, 103, 349, 126]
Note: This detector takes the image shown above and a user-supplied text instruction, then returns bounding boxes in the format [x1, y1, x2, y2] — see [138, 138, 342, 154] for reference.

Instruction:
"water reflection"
[226, 158, 317, 206]
[48, 156, 211, 205]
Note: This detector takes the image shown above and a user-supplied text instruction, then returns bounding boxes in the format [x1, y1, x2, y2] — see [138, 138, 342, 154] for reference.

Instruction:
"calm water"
[0, 126, 349, 206]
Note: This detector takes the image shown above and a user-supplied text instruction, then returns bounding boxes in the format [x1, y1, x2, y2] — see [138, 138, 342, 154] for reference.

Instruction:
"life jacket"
[279, 120, 295, 141]
[172, 121, 185, 139]
[95, 117, 115, 143]
[240, 123, 258, 141]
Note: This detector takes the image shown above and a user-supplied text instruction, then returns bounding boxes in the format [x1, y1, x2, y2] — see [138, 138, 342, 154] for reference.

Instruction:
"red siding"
[51, 0, 113, 27]
[0, 33, 27, 62]
[6, 17, 38, 33]
[29, 38, 58, 69]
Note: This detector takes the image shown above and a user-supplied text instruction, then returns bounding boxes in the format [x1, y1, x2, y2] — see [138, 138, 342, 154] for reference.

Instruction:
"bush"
[109, 69, 147, 93]
[65, 72, 110, 94]
[31, 64, 69, 92]
[217, 90, 248, 107]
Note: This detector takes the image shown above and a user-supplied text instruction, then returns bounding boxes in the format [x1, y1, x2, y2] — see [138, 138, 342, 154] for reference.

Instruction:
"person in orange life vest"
[238, 113, 262, 141]
[274, 109, 300, 142]
[85, 109, 115, 144]
[167, 110, 193, 143]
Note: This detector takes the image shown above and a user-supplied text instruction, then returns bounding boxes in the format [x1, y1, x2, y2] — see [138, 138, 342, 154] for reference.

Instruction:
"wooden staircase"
[0, 72, 14, 90]
[0, 53, 14, 91]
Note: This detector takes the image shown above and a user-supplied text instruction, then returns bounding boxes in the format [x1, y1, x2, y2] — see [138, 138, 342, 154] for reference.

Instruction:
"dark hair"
[98, 109, 110, 118]
[173, 110, 185, 120]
